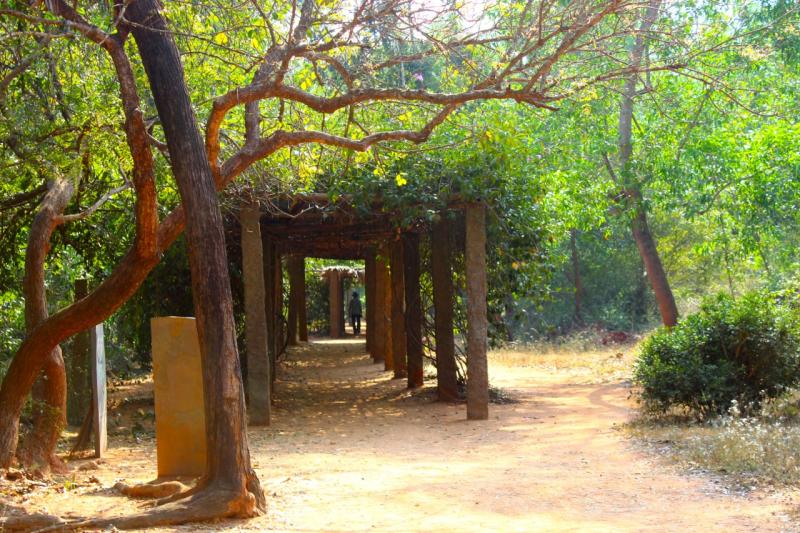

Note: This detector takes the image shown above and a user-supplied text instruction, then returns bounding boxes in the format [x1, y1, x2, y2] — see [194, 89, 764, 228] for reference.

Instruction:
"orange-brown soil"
[1, 338, 797, 531]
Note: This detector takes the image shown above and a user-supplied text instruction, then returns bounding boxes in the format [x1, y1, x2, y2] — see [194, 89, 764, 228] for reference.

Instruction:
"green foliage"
[634, 291, 800, 418]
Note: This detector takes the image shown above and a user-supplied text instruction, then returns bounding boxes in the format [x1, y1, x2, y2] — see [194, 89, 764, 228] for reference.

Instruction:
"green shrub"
[634, 291, 800, 418]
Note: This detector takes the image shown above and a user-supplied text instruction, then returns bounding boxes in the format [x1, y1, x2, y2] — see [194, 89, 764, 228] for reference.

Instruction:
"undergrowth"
[626, 392, 800, 487]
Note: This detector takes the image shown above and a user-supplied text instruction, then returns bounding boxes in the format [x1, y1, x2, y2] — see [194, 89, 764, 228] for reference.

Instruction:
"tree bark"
[18, 179, 72, 472]
[390, 238, 407, 379]
[127, 0, 263, 514]
[465, 204, 489, 420]
[403, 233, 423, 389]
[617, 0, 677, 328]
[240, 206, 270, 426]
[431, 217, 458, 402]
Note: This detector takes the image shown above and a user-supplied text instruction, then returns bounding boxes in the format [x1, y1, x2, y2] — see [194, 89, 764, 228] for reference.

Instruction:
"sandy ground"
[2, 338, 798, 532]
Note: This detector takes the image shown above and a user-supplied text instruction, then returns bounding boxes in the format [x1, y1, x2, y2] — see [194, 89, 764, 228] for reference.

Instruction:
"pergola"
[237, 194, 489, 423]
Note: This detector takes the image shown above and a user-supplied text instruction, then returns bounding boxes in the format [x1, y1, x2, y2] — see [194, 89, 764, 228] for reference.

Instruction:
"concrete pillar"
[329, 271, 342, 338]
[431, 216, 458, 401]
[67, 279, 90, 425]
[390, 238, 407, 379]
[403, 233, 423, 388]
[151, 317, 207, 477]
[379, 246, 394, 371]
[365, 250, 376, 355]
[287, 256, 303, 346]
[465, 203, 489, 420]
[261, 229, 277, 391]
[241, 206, 270, 425]
[298, 258, 308, 342]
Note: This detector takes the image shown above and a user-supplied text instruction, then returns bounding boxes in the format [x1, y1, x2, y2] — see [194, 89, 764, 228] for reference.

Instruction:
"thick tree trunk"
[240, 206, 270, 426]
[569, 229, 584, 325]
[617, 0, 677, 328]
[431, 217, 458, 402]
[18, 179, 72, 472]
[390, 238, 407, 379]
[287, 256, 303, 346]
[127, 0, 264, 514]
[465, 204, 489, 420]
[403, 233, 423, 388]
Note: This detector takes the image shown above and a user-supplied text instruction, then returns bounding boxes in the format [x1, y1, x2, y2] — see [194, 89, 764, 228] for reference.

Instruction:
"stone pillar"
[151, 317, 207, 477]
[329, 271, 342, 339]
[379, 246, 394, 371]
[241, 206, 270, 425]
[90, 324, 107, 457]
[372, 253, 386, 364]
[432, 216, 458, 401]
[287, 256, 303, 346]
[298, 258, 308, 342]
[67, 279, 90, 425]
[261, 228, 277, 391]
[365, 250, 376, 355]
[403, 233, 423, 388]
[390, 238, 407, 379]
[465, 203, 489, 420]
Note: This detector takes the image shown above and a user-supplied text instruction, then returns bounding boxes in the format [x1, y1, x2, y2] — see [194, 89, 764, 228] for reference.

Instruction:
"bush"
[634, 291, 800, 418]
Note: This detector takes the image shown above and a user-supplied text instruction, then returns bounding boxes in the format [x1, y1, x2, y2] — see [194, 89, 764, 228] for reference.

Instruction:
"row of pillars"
[363, 204, 489, 420]
[240, 202, 490, 422]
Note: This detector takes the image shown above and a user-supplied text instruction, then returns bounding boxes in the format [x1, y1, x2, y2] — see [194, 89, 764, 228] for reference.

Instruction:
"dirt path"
[4, 339, 797, 531]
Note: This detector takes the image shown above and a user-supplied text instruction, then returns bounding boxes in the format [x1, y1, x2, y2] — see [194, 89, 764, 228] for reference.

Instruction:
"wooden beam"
[403, 233, 423, 389]
[465, 203, 489, 420]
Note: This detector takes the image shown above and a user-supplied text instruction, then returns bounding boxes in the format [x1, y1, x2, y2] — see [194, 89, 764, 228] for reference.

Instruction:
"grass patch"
[491, 330, 639, 383]
[626, 393, 800, 487]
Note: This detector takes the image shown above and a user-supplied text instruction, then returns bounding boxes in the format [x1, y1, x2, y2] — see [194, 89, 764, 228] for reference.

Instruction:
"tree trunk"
[18, 179, 72, 472]
[431, 217, 458, 402]
[465, 204, 489, 420]
[127, 0, 264, 514]
[390, 238, 407, 379]
[569, 229, 584, 325]
[240, 205, 270, 426]
[630, 198, 678, 327]
[403, 233, 423, 389]
[617, 0, 677, 328]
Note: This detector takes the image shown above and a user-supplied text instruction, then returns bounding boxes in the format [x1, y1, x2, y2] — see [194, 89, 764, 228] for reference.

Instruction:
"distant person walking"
[348, 291, 362, 335]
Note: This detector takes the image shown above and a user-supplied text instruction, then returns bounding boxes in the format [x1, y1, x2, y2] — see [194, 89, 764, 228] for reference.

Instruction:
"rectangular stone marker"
[151, 317, 207, 478]
[90, 324, 107, 457]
